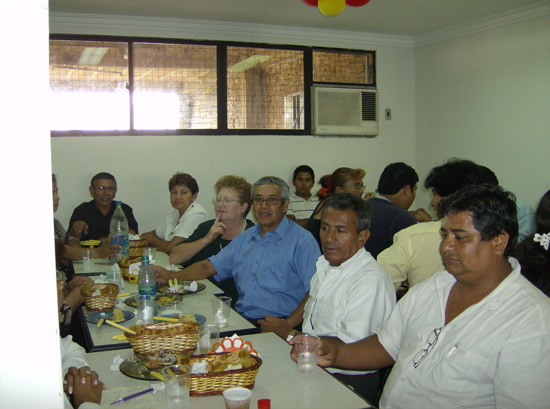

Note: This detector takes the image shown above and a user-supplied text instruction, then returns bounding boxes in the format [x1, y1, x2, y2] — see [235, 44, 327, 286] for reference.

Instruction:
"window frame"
[50, 34, 375, 137]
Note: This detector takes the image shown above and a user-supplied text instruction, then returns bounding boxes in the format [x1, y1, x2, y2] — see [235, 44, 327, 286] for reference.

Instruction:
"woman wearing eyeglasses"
[141, 172, 208, 255]
[305, 167, 367, 249]
[169, 175, 254, 267]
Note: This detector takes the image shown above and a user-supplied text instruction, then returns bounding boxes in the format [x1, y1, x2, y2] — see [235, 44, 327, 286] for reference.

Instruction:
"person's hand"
[66, 366, 105, 408]
[95, 238, 120, 258]
[204, 213, 227, 242]
[363, 191, 376, 200]
[69, 221, 89, 239]
[140, 231, 156, 246]
[410, 208, 433, 222]
[258, 316, 294, 339]
[152, 265, 172, 284]
[66, 276, 93, 292]
[63, 366, 105, 395]
[290, 337, 338, 368]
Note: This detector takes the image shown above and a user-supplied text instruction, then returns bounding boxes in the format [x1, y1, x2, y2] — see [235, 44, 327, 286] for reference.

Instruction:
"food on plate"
[157, 295, 178, 306]
[112, 308, 125, 322]
[177, 348, 257, 373]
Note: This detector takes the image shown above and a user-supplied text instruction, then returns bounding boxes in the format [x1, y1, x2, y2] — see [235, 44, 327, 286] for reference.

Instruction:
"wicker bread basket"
[80, 283, 119, 312]
[189, 352, 262, 396]
[127, 322, 201, 356]
[129, 238, 146, 259]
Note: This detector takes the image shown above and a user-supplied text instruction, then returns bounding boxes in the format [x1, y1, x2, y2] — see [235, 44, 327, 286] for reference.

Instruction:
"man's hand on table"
[66, 276, 94, 292]
[69, 221, 89, 239]
[153, 264, 173, 284]
[64, 366, 105, 407]
[258, 316, 295, 339]
[289, 336, 340, 368]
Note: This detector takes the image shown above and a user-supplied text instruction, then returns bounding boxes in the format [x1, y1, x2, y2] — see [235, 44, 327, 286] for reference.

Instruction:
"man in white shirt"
[261, 193, 395, 404]
[299, 185, 550, 409]
[286, 165, 319, 227]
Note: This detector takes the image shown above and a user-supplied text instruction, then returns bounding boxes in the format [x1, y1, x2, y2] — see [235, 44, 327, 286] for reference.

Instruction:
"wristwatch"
[286, 329, 298, 343]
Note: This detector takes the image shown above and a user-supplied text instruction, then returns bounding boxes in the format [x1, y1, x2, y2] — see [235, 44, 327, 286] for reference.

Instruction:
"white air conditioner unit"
[312, 86, 378, 137]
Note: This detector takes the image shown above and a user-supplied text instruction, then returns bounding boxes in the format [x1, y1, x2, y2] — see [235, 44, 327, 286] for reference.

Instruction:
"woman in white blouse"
[141, 172, 208, 255]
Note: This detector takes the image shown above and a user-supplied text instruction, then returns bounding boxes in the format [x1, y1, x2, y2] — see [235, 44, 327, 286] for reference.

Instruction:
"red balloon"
[302, 0, 319, 6]
[346, 0, 370, 6]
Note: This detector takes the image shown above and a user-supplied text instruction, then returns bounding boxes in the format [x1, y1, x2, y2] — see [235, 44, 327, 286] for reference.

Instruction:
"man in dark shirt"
[68, 172, 138, 241]
[365, 162, 430, 258]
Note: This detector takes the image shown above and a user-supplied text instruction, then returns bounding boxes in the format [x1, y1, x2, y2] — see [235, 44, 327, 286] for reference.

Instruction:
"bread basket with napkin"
[127, 321, 201, 356]
[80, 283, 119, 312]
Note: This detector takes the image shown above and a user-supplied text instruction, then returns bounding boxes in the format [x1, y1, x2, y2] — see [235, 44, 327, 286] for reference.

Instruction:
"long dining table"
[85, 332, 373, 409]
[73, 252, 259, 352]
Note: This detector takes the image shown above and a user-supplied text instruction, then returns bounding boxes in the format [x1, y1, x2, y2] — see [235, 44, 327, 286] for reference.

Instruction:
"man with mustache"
[295, 185, 550, 409]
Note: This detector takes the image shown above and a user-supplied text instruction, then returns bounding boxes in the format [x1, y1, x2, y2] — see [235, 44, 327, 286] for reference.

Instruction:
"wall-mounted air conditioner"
[312, 86, 378, 137]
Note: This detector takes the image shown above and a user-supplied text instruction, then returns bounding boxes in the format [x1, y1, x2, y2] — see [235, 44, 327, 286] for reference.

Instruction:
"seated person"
[514, 189, 550, 296]
[169, 175, 254, 306]
[306, 167, 366, 249]
[298, 185, 550, 409]
[57, 272, 105, 409]
[69, 172, 138, 241]
[53, 175, 115, 276]
[377, 158, 493, 290]
[365, 162, 430, 258]
[141, 173, 208, 255]
[155, 176, 321, 323]
[286, 165, 319, 227]
[260, 193, 395, 403]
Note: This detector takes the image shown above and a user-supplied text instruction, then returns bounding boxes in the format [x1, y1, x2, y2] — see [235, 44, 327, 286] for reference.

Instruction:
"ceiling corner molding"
[49, 12, 414, 49]
[414, 1, 550, 47]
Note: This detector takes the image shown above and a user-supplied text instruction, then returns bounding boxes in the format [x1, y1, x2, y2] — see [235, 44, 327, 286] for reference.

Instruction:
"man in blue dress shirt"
[155, 176, 321, 321]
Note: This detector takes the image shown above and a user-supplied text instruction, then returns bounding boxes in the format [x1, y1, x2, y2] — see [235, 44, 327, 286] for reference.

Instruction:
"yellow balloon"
[318, 0, 346, 17]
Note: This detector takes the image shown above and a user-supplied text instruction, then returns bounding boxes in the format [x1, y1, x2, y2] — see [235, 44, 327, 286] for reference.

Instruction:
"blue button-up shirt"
[209, 216, 321, 319]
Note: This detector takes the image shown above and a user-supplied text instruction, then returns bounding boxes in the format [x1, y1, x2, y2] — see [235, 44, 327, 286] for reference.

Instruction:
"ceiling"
[49, 0, 545, 37]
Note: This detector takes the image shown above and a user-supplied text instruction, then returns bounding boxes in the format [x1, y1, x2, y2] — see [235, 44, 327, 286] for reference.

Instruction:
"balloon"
[346, 0, 370, 6]
[302, 0, 319, 6]
[318, 0, 346, 17]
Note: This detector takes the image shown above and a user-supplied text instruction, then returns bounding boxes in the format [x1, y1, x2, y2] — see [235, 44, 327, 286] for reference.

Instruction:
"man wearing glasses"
[297, 185, 550, 409]
[365, 162, 431, 258]
[155, 176, 321, 323]
[69, 172, 138, 241]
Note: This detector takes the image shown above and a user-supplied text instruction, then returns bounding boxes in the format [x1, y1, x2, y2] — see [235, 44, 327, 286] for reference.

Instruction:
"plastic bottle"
[109, 201, 129, 262]
[136, 255, 157, 324]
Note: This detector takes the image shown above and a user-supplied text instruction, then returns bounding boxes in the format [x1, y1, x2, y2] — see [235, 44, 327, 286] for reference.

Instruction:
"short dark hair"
[424, 158, 492, 197]
[377, 162, 418, 195]
[323, 192, 371, 232]
[91, 172, 116, 188]
[169, 172, 199, 195]
[440, 185, 518, 257]
[293, 165, 315, 181]
[535, 189, 550, 232]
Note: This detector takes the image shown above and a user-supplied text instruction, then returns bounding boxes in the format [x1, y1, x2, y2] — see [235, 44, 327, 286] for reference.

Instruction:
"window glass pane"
[227, 47, 304, 130]
[313, 50, 374, 85]
[49, 40, 130, 131]
[133, 43, 217, 130]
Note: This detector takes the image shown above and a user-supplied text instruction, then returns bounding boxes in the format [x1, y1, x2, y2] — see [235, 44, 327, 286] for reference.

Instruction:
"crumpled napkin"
[110, 355, 124, 371]
[93, 274, 107, 284]
[129, 234, 141, 240]
[105, 264, 125, 290]
[165, 264, 180, 271]
[191, 360, 208, 374]
[184, 281, 198, 292]
[151, 382, 164, 393]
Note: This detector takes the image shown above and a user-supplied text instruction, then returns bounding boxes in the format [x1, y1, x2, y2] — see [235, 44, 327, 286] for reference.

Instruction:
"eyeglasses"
[212, 198, 240, 205]
[253, 197, 282, 206]
[413, 327, 442, 368]
[94, 186, 116, 192]
[344, 183, 365, 191]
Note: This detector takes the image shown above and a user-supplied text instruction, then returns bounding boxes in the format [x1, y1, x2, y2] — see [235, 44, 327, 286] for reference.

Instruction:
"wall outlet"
[385, 108, 392, 120]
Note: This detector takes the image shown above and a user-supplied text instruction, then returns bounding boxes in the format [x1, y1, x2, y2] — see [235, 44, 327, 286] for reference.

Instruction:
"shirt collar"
[251, 214, 291, 241]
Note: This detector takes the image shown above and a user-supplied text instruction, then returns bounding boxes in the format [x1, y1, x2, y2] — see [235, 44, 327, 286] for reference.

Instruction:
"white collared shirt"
[376, 258, 550, 409]
[155, 202, 208, 240]
[303, 248, 396, 375]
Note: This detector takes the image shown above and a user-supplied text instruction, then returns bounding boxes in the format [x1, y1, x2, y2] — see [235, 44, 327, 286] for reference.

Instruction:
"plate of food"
[86, 308, 134, 324]
[157, 279, 206, 295]
[154, 313, 207, 324]
[124, 293, 183, 308]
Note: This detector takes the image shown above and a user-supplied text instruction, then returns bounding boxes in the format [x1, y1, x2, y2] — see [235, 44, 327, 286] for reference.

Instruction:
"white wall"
[414, 15, 550, 210]
[1, 2, 65, 409]
[50, 15, 417, 232]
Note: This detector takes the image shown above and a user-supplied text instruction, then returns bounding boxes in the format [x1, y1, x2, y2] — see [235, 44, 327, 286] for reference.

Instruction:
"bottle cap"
[141, 255, 150, 263]
[257, 399, 271, 409]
